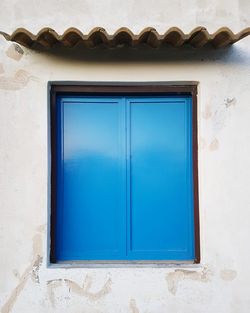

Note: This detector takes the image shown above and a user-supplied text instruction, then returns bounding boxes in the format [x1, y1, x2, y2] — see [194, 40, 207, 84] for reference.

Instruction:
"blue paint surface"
[55, 96, 194, 261]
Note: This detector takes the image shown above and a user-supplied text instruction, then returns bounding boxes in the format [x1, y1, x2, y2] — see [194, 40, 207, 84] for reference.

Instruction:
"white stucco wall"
[0, 1, 250, 312]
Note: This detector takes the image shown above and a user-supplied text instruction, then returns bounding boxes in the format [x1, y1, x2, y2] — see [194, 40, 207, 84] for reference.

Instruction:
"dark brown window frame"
[49, 82, 200, 265]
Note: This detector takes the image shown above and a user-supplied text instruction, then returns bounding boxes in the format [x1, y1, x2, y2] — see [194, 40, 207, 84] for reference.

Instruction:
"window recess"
[49, 83, 200, 264]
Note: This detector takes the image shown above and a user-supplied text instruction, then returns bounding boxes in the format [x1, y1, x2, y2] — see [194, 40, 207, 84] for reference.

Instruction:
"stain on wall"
[47, 275, 112, 307]
[0, 69, 37, 90]
[31, 255, 43, 284]
[65, 275, 112, 301]
[209, 138, 219, 151]
[0, 232, 43, 313]
[202, 104, 213, 119]
[224, 97, 236, 109]
[220, 269, 237, 281]
[166, 267, 211, 295]
[6, 44, 24, 62]
[130, 298, 140, 313]
[203, 97, 237, 152]
[47, 279, 64, 307]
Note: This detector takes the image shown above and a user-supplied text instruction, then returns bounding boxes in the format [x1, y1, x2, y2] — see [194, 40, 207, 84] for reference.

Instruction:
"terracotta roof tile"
[0, 27, 249, 49]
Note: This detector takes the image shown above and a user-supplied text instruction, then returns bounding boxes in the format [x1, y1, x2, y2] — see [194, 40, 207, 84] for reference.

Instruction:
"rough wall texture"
[0, 1, 250, 312]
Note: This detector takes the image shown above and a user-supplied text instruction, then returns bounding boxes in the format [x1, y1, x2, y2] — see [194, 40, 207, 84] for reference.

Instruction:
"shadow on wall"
[30, 43, 249, 65]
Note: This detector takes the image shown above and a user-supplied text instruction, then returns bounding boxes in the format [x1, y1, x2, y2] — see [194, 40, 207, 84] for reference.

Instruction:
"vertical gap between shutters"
[125, 97, 131, 257]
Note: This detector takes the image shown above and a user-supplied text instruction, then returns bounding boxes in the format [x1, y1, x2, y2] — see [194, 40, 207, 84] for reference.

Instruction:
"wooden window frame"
[49, 82, 200, 265]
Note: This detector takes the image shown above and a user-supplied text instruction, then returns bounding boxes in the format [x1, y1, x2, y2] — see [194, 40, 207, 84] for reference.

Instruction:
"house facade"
[0, 0, 250, 312]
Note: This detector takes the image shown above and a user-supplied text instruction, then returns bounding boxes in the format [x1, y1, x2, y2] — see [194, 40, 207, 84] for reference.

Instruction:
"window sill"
[47, 260, 201, 269]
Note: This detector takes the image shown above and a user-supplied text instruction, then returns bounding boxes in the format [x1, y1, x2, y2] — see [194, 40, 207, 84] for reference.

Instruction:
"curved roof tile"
[0, 27, 249, 49]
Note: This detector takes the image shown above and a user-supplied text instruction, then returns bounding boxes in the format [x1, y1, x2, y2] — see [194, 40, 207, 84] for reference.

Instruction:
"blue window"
[52, 94, 197, 262]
